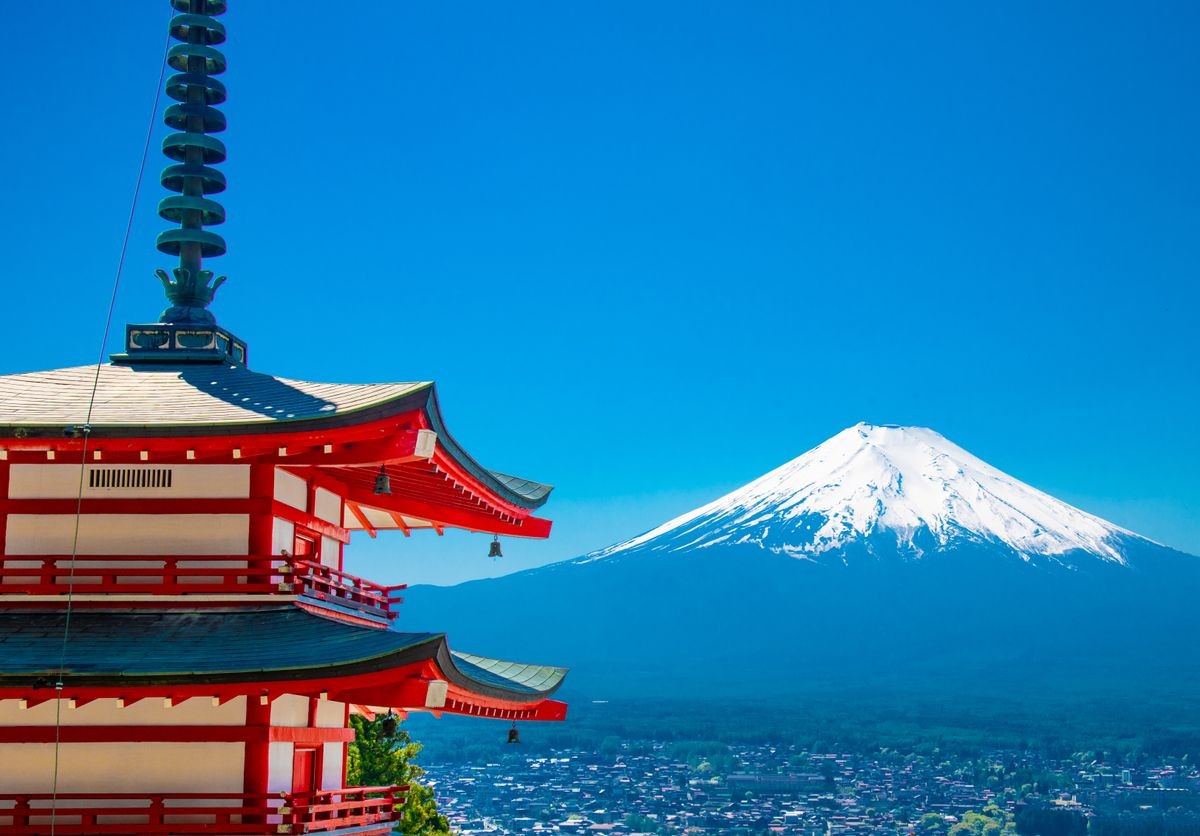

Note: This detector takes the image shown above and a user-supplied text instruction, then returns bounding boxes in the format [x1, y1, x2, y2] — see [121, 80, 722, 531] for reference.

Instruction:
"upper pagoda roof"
[0, 362, 552, 512]
[0, 362, 427, 430]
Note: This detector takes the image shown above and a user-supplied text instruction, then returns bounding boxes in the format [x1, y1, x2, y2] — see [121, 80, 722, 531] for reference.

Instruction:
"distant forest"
[407, 687, 1200, 765]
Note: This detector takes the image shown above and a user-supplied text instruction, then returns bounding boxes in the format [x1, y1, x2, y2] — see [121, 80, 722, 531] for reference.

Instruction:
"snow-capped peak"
[580, 423, 1143, 566]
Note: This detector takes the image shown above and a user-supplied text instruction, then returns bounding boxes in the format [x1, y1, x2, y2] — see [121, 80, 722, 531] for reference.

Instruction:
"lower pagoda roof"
[0, 605, 567, 719]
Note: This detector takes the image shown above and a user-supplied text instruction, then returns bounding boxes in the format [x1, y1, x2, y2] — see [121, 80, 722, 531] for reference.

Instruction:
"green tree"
[625, 812, 661, 833]
[346, 714, 450, 834]
[918, 812, 949, 833]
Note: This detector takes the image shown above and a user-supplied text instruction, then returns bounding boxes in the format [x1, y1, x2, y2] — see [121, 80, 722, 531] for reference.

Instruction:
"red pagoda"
[0, 2, 566, 833]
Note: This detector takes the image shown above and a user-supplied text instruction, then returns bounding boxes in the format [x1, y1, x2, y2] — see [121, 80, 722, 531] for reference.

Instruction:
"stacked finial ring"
[155, 0, 228, 324]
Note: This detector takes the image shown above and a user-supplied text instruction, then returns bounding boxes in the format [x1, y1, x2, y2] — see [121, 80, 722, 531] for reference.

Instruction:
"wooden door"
[292, 747, 317, 795]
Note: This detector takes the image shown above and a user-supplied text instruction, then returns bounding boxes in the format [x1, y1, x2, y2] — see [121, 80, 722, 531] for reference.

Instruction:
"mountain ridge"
[569, 423, 1153, 570]
[402, 424, 1199, 698]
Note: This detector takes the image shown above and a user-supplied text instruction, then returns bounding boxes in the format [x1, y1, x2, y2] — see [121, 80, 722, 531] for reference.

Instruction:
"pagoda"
[0, 2, 566, 833]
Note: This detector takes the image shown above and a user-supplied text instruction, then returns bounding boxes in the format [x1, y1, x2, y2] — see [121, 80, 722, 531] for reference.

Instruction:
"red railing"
[0, 786, 404, 835]
[291, 559, 406, 621]
[0, 555, 406, 620]
[282, 786, 406, 833]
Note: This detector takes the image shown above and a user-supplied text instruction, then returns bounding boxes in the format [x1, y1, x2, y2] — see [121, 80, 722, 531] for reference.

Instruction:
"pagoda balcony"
[0, 555, 406, 622]
[0, 785, 406, 835]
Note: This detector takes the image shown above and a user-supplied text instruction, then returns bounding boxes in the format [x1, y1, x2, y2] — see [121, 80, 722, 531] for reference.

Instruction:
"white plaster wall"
[314, 699, 345, 729]
[322, 743, 344, 790]
[313, 488, 341, 524]
[320, 536, 340, 568]
[268, 741, 294, 793]
[274, 469, 307, 511]
[0, 697, 247, 727]
[6, 514, 248, 555]
[0, 743, 243, 792]
[270, 694, 309, 728]
[8, 464, 250, 499]
[272, 517, 295, 556]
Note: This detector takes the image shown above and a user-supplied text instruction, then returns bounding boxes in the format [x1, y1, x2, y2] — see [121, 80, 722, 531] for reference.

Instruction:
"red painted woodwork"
[0, 659, 566, 721]
[291, 559, 405, 619]
[344, 501, 377, 538]
[272, 501, 350, 545]
[0, 786, 404, 835]
[0, 462, 8, 557]
[248, 464, 275, 562]
[0, 412, 547, 537]
[338, 481, 552, 539]
[0, 477, 543, 539]
[292, 748, 317, 794]
[0, 398, 565, 816]
[243, 698, 272, 803]
[1, 498, 345, 545]
[282, 786, 403, 834]
[0, 413, 426, 462]
[294, 531, 318, 560]
[0, 554, 404, 619]
[0, 555, 286, 597]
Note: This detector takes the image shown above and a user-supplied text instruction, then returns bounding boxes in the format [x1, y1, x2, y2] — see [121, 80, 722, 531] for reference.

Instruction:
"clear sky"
[3, 2, 1197, 585]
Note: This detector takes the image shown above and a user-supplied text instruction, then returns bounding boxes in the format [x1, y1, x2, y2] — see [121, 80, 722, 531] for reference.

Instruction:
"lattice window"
[88, 468, 174, 489]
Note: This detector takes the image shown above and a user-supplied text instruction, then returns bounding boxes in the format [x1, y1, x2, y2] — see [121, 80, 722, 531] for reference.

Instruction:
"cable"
[48, 11, 174, 832]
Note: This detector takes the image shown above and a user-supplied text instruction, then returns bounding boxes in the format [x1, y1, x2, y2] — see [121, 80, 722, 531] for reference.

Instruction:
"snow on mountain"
[577, 423, 1147, 567]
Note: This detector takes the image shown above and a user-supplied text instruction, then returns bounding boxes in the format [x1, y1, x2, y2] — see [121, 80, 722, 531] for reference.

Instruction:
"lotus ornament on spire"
[156, 267, 227, 325]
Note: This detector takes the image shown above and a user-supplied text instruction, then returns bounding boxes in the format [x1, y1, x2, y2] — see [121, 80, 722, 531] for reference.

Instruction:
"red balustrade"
[0, 555, 284, 596]
[0, 555, 406, 620]
[281, 786, 406, 833]
[0, 786, 404, 835]
[290, 558, 406, 620]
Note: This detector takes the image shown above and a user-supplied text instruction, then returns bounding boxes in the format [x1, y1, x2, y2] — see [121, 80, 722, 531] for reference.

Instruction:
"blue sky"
[3, 2, 1197, 585]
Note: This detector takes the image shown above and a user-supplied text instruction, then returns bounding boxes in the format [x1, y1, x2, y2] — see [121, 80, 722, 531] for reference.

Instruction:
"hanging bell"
[380, 714, 398, 737]
[488, 535, 503, 559]
[373, 465, 391, 495]
[507, 722, 520, 744]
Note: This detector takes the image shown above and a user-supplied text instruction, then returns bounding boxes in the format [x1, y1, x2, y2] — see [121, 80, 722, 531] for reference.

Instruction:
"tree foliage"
[1014, 805, 1086, 835]
[347, 714, 450, 834]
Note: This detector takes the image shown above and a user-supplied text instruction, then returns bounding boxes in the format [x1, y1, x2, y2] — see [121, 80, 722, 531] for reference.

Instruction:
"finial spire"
[156, 0, 229, 325]
[114, 0, 247, 366]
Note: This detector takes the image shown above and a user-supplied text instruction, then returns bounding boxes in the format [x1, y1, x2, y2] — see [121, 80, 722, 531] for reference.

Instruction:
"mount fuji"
[403, 425, 1200, 697]
[573, 423, 1146, 570]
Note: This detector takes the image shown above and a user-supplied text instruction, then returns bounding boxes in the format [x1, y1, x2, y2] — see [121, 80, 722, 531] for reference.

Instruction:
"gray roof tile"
[0, 363, 430, 428]
[0, 606, 566, 701]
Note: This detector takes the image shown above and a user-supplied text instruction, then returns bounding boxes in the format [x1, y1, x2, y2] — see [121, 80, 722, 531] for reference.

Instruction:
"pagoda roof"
[0, 363, 429, 430]
[0, 606, 566, 714]
[0, 362, 551, 512]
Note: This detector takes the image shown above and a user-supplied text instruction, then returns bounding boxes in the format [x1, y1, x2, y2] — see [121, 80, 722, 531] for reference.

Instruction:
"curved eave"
[0, 363, 552, 513]
[0, 606, 567, 719]
[421, 385, 553, 511]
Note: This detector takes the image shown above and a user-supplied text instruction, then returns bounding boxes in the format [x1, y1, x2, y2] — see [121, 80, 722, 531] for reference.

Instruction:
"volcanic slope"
[574, 423, 1151, 569]
[403, 424, 1200, 697]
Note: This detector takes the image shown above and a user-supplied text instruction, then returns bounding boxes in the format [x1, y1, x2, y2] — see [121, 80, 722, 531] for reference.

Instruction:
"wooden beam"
[345, 501, 377, 539]
[340, 483, 551, 538]
[0, 497, 269, 516]
[387, 512, 411, 537]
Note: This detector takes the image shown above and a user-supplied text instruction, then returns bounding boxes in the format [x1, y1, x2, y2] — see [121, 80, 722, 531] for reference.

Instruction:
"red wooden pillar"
[249, 465, 276, 595]
[342, 702, 351, 786]
[249, 465, 274, 555]
[0, 462, 9, 557]
[243, 696, 272, 819]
